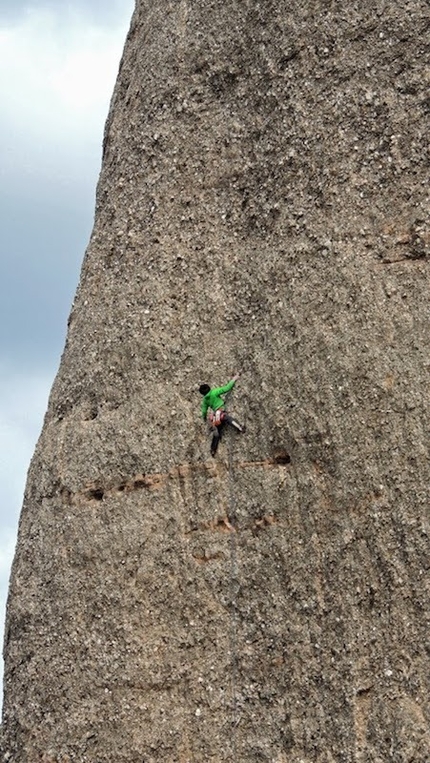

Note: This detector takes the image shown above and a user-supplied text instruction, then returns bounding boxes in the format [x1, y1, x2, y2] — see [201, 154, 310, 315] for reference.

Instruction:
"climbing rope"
[227, 440, 239, 758]
[224, 387, 240, 759]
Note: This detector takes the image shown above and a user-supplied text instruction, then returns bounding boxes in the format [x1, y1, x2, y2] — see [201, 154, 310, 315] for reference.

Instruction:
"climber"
[199, 374, 245, 457]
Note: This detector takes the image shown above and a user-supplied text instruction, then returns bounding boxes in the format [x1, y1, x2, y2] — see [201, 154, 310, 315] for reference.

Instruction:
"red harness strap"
[209, 409, 225, 427]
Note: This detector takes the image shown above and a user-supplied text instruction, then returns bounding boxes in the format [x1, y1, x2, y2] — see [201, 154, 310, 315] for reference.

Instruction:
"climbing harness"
[209, 409, 225, 427]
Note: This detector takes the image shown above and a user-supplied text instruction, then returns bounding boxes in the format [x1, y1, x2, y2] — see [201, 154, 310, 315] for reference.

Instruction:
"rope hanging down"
[225, 386, 240, 759]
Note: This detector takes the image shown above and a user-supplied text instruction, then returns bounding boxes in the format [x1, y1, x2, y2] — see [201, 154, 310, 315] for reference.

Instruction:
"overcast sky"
[0, 0, 134, 696]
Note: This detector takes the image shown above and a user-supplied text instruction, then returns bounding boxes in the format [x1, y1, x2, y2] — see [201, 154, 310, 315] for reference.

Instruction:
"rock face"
[2, 1, 429, 761]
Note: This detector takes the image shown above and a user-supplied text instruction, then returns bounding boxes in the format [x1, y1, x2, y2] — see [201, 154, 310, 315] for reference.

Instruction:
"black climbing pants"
[210, 413, 244, 456]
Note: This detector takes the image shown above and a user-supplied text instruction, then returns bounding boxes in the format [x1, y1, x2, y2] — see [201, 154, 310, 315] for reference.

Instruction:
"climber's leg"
[224, 413, 245, 433]
[210, 426, 222, 457]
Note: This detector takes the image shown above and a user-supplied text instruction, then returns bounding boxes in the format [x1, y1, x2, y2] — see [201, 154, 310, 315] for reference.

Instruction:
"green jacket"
[201, 379, 236, 420]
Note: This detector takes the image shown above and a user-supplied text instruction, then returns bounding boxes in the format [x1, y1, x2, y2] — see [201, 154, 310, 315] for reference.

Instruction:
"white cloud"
[0, 6, 131, 143]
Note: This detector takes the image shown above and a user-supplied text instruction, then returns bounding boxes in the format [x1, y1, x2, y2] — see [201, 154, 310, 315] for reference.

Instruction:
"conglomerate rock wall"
[2, 1, 429, 761]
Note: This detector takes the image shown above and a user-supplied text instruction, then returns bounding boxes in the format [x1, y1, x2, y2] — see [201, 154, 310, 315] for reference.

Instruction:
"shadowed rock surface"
[2, 1, 429, 761]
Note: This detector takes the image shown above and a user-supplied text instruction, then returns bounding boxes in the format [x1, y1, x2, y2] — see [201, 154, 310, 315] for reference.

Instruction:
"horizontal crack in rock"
[187, 513, 279, 537]
[65, 456, 291, 505]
